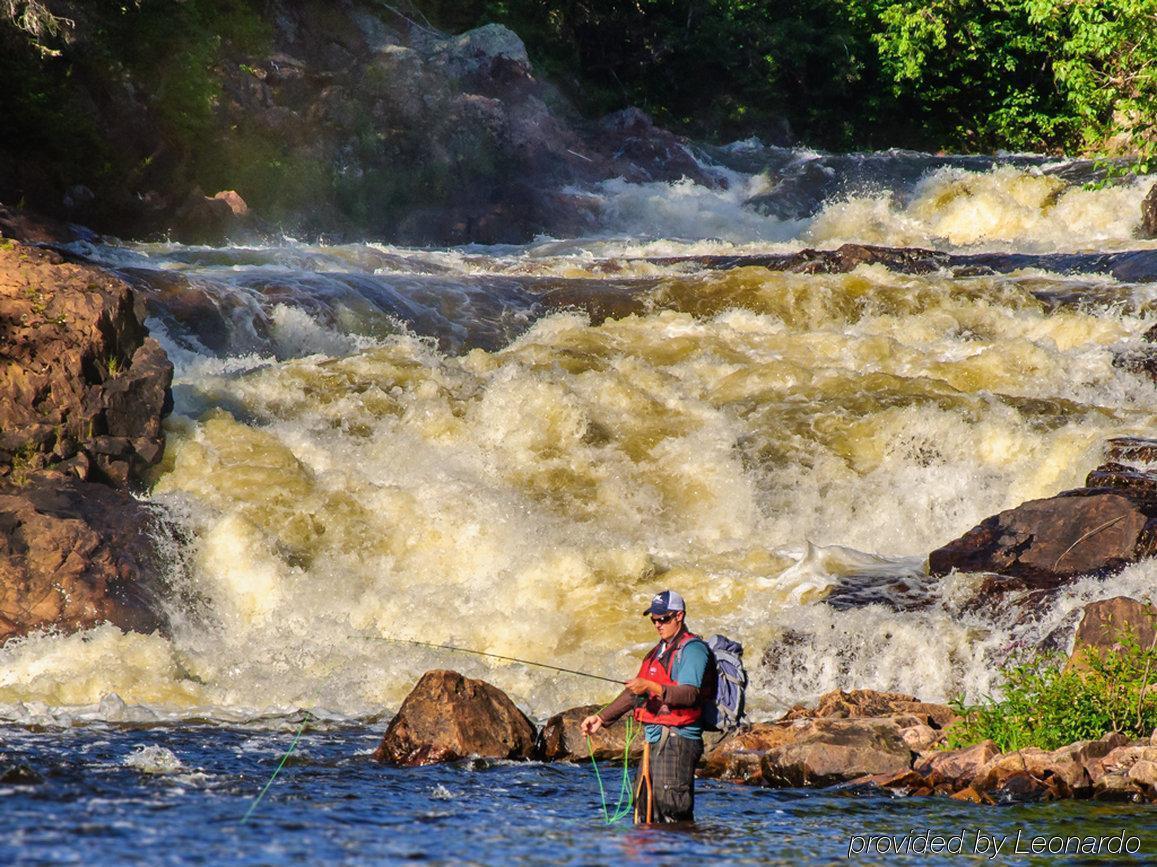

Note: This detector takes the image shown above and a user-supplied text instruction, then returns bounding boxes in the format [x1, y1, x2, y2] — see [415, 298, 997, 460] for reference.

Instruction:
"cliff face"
[0, 2, 716, 244]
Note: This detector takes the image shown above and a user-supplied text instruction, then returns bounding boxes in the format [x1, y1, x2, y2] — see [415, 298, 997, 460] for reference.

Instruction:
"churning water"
[3, 147, 1156, 862]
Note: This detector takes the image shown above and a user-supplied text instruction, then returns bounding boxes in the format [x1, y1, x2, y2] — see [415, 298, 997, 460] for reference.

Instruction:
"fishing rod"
[371, 636, 626, 685]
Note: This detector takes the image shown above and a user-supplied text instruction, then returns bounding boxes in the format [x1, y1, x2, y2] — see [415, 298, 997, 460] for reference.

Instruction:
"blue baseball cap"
[643, 589, 685, 616]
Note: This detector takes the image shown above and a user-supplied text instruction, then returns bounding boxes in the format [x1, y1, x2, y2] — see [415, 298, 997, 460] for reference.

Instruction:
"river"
[2, 145, 1156, 862]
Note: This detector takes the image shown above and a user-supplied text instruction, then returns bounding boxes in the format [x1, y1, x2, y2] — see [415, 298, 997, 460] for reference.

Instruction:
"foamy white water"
[5, 153, 1156, 725]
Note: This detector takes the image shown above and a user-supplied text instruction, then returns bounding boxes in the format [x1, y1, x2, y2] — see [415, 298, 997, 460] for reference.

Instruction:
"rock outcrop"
[0, 238, 174, 643]
[0, 479, 169, 642]
[929, 437, 1157, 587]
[535, 704, 645, 762]
[1067, 596, 1157, 672]
[373, 670, 537, 766]
[0, 243, 173, 488]
[701, 689, 957, 787]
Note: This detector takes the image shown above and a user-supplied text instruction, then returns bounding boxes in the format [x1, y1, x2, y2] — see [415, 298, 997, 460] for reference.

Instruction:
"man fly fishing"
[580, 590, 709, 823]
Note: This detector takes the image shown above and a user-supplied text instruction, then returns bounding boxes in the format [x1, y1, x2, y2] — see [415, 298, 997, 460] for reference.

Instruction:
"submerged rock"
[536, 704, 644, 762]
[373, 670, 536, 766]
[0, 479, 169, 642]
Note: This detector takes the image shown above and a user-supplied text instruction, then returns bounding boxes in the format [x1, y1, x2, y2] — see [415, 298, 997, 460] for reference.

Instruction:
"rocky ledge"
[0, 237, 174, 642]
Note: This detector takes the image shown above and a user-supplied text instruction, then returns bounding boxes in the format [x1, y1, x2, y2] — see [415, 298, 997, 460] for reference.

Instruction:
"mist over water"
[3, 154, 1155, 727]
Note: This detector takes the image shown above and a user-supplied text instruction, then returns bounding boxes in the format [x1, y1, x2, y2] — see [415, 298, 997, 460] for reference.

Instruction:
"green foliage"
[420, 0, 1156, 153]
[948, 631, 1157, 752]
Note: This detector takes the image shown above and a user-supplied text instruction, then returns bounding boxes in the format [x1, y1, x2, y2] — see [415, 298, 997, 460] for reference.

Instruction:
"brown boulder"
[779, 688, 958, 729]
[914, 740, 1000, 793]
[0, 478, 169, 642]
[702, 722, 803, 784]
[0, 243, 172, 488]
[373, 670, 536, 766]
[928, 490, 1157, 585]
[535, 704, 644, 762]
[1067, 597, 1157, 672]
[760, 717, 914, 787]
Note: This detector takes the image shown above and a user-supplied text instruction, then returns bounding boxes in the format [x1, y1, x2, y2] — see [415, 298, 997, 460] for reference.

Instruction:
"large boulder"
[928, 490, 1156, 586]
[760, 717, 915, 787]
[1067, 597, 1157, 672]
[536, 704, 644, 762]
[0, 243, 172, 488]
[702, 722, 803, 784]
[0, 478, 169, 642]
[373, 670, 537, 766]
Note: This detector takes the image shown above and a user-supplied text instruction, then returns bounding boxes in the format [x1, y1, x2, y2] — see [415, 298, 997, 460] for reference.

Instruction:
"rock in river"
[928, 489, 1156, 586]
[536, 704, 644, 762]
[373, 670, 537, 766]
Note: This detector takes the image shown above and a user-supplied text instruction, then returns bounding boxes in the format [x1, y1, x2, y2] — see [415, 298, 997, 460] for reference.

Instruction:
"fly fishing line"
[241, 711, 311, 823]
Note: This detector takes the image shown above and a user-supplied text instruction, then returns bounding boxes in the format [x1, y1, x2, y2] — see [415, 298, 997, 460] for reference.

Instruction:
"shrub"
[947, 630, 1157, 752]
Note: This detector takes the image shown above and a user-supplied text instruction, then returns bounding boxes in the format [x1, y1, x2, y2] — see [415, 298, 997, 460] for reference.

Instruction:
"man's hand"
[625, 677, 662, 698]
[580, 714, 604, 736]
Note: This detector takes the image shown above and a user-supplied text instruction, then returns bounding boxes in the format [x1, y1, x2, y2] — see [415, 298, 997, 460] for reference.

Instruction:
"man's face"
[650, 609, 683, 642]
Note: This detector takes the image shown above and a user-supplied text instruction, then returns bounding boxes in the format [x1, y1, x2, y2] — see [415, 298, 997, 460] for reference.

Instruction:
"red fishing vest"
[633, 630, 704, 727]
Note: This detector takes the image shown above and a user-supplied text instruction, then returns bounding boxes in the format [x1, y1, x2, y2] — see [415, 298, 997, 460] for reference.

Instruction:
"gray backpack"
[700, 634, 747, 732]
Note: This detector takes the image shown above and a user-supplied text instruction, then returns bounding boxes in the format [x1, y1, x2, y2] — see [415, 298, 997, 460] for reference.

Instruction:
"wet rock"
[752, 717, 915, 788]
[0, 763, 41, 785]
[1106, 435, 1157, 465]
[954, 733, 1136, 803]
[779, 689, 958, 729]
[855, 768, 933, 796]
[372, 670, 536, 766]
[593, 108, 721, 187]
[0, 478, 169, 642]
[963, 749, 1074, 803]
[1142, 182, 1157, 238]
[702, 722, 803, 784]
[1085, 462, 1157, 497]
[0, 243, 172, 488]
[928, 490, 1157, 587]
[536, 704, 644, 762]
[1067, 597, 1157, 672]
[913, 740, 1000, 793]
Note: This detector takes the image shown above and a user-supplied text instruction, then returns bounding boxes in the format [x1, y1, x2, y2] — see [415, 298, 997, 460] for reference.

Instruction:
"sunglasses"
[650, 613, 677, 625]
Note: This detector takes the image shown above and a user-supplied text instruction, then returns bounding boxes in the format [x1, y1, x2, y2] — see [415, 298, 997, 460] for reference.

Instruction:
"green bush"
[948, 630, 1157, 752]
